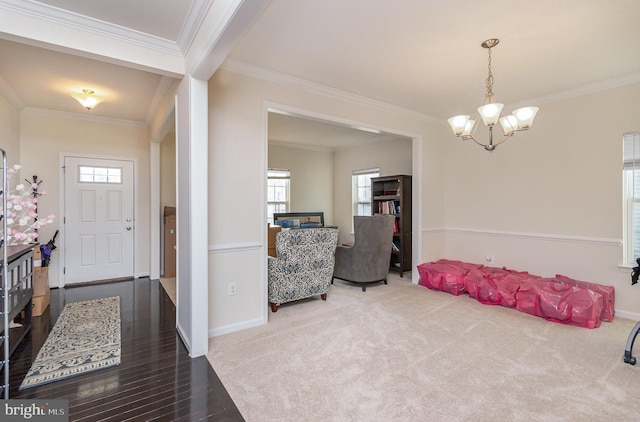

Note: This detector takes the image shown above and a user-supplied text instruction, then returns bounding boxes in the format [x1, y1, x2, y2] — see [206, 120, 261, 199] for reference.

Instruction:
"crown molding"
[268, 140, 333, 153]
[176, 0, 215, 55]
[0, 0, 182, 56]
[222, 59, 443, 126]
[510, 72, 640, 109]
[23, 106, 147, 128]
[224, 60, 640, 127]
[0, 73, 24, 110]
[145, 76, 177, 125]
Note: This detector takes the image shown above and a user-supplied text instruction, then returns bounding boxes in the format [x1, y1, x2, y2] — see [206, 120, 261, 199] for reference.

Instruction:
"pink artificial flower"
[31, 183, 38, 189]
[33, 198, 38, 203]
[41, 191, 47, 196]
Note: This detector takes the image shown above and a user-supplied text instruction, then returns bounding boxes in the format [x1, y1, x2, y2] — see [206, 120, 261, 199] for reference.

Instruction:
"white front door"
[64, 156, 135, 284]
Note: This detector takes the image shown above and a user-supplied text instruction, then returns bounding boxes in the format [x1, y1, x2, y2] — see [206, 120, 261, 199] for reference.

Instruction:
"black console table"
[0, 245, 34, 359]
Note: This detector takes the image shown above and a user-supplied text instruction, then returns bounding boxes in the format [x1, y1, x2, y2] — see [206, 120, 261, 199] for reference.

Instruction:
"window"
[267, 169, 290, 224]
[78, 166, 122, 184]
[352, 168, 379, 217]
[623, 132, 640, 265]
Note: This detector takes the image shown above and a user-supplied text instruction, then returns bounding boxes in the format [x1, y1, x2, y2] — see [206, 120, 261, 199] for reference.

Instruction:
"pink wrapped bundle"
[553, 274, 615, 322]
[417, 262, 469, 296]
[465, 273, 502, 305]
[464, 268, 530, 307]
[516, 279, 604, 328]
[432, 259, 484, 272]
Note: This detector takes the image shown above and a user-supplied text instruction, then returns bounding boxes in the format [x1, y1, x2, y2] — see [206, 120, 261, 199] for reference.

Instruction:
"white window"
[623, 132, 640, 266]
[352, 168, 379, 217]
[267, 169, 290, 224]
[78, 165, 122, 184]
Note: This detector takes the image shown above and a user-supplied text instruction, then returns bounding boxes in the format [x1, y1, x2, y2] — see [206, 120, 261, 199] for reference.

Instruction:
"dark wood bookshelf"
[371, 175, 412, 277]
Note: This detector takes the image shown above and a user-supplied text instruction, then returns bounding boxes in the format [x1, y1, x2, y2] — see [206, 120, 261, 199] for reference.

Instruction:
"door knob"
[126, 226, 132, 231]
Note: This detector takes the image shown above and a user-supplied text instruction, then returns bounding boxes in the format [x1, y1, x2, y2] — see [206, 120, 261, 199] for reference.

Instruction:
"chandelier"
[447, 39, 538, 152]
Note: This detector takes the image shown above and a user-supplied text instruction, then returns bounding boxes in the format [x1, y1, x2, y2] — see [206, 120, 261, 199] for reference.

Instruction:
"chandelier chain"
[485, 46, 494, 97]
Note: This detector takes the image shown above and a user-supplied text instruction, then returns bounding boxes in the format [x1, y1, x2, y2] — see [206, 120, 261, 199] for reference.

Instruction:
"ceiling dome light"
[72, 89, 103, 111]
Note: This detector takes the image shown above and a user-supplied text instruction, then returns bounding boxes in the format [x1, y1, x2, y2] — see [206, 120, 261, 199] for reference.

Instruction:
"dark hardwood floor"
[8, 278, 244, 422]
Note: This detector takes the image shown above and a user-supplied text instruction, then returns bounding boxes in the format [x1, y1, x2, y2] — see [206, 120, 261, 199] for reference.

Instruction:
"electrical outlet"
[228, 282, 237, 296]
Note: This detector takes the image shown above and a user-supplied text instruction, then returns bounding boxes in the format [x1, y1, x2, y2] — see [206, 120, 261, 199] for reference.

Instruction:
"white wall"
[443, 82, 640, 318]
[19, 111, 151, 286]
[0, 93, 20, 168]
[208, 68, 444, 335]
[268, 144, 333, 223]
[333, 137, 412, 244]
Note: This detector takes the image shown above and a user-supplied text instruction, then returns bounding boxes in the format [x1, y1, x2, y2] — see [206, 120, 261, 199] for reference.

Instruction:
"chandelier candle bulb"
[447, 38, 539, 151]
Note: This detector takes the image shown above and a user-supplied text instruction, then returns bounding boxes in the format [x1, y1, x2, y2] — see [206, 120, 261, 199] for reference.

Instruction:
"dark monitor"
[273, 212, 324, 228]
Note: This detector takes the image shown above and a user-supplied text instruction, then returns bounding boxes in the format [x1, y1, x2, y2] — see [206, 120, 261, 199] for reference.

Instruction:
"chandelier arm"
[464, 131, 513, 150]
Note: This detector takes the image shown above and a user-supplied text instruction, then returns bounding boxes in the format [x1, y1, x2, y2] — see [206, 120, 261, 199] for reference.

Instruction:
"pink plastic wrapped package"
[516, 279, 604, 328]
[431, 259, 483, 272]
[464, 268, 530, 308]
[417, 262, 469, 296]
[554, 274, 615, 322]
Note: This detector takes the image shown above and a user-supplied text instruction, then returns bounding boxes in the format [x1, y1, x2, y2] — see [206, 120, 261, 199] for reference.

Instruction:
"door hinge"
[63, 267, 66, 274]
[62, 165, 66, 174]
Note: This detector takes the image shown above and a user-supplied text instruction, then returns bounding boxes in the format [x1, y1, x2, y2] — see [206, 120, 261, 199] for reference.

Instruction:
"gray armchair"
[333, 215, 395, 291]
[268, 228, 339, 312]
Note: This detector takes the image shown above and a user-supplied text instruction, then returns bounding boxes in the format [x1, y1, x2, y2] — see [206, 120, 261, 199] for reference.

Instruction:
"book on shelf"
[378, 200, 400, 215]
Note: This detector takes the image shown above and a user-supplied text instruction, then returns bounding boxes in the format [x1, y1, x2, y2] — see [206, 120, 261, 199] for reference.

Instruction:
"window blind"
[623, 132, 640, 263]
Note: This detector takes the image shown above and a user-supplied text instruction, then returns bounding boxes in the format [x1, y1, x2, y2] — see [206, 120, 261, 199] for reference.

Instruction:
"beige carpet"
[207, 272, 640, 421]
[159, 277, 176, 305]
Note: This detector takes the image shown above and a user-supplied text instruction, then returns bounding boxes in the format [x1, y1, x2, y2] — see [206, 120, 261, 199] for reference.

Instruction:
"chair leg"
[383, 278, 388, 285]
[270, 302, 279, 313]
[362, 285, 367, 292]
[321, 293, 327, 301]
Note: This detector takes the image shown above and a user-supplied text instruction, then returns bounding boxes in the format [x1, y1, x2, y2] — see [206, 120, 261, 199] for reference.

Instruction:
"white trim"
[616, 310, 640, 322]
[23, 106, 147, 128]
[176, 321, 192, 353]
[0, 0, 182, 55]
[510, 72, 640, 110]
[443, 227, 621, 247]
[209, 316, 266, 337]
[0, 73, 24, 110]
[58, 152, 139, 288]
[227, 60, 443, 125]
[226, 61, 640, 127]
[208, 242, 262, 253]
[149, 142, 160, 280]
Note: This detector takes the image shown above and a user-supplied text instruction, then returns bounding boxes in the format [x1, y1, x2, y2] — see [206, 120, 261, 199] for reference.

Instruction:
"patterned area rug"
[20, 296, 121, 390]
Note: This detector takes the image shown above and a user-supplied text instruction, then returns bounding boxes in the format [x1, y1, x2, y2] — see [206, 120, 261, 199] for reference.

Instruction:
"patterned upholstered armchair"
[268, 228, 339, 312]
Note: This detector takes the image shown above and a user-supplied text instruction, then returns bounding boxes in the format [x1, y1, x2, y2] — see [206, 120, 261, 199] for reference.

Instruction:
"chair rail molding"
[437, 227, 621, 247]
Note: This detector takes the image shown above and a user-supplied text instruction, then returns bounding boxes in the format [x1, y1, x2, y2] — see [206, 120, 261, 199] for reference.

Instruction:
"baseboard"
[615, 310, 640, 322]
[209, 316, 266, 337]
[176, 321, 192, 354]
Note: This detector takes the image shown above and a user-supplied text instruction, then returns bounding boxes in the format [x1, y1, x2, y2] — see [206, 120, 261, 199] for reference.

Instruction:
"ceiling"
[1, 0, 639, 145]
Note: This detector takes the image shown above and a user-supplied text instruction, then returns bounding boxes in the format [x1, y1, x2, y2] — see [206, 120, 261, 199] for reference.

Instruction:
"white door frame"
[58, 152, 139, 288]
